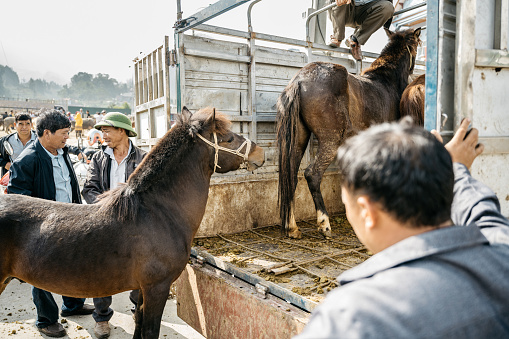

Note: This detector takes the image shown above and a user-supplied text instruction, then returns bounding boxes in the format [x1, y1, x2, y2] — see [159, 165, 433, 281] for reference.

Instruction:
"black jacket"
[82, 143, 147, 204]
[7, 139, 82, 203]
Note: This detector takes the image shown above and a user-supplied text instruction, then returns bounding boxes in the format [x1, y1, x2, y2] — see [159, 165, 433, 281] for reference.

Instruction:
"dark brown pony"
[277, 28, 421, 238]
[0, 107, 264, 338]
[400, 74, 425, 126]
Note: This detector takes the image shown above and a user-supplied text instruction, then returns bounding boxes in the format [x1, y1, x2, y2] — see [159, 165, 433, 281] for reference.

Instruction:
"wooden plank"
[176, 263, 309, 339]
[148, 53, 153, 101]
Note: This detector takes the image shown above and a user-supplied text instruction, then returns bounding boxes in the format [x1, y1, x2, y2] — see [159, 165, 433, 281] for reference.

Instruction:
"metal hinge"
[167, 49, 177, 67]
[255, 283, 269, 299]
[195, 255, 206, 267]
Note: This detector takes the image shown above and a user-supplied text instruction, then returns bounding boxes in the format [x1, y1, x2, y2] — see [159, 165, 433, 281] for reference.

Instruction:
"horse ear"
[182, 106, 192, 120]
[207, 107, 217, 132]
[414, 27, 422, 39]
[384, 28, 395, 39]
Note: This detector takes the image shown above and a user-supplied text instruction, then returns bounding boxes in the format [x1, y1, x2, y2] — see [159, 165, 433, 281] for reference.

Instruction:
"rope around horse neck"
[196, 132, 252, 173]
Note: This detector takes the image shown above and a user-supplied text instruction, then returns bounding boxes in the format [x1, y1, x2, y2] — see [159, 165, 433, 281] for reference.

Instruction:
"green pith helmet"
[94, 112, 137, 137]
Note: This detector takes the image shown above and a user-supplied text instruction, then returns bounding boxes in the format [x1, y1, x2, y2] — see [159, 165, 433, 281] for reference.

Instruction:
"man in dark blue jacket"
[7, 110, 94, 337]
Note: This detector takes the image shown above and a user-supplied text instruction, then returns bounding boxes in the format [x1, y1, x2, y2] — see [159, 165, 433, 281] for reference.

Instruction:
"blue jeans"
[32, 286, 85, 328]
[93, 290, 139, 322]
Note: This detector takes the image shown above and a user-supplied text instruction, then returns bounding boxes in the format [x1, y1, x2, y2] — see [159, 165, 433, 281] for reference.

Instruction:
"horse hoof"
[288, 229, 302, 239]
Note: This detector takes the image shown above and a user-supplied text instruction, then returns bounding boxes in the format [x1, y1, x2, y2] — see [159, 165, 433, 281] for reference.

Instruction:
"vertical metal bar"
[164, 36, 171, 128]
[495, 0, 502, 49]
[424, 1, 439, 131]
[175, 0, 182, 114]
[454, 0, 476, 125]
[305, 3, 335, 43]
[176, 0, 182, 21]
[497, 0, 509, 50]
[247, 0, 262, 143]
[176, 31, 184, 113]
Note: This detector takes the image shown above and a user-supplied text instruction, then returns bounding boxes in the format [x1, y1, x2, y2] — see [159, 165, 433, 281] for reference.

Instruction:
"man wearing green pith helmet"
[82, 112, 147, 339]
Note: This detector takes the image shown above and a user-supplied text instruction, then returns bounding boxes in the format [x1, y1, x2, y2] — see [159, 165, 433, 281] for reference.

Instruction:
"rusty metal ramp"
[191, 215, 370, 312]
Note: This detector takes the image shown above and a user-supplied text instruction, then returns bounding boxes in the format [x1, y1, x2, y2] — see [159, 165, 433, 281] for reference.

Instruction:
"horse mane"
[361, 29, 421, 91]
[97, 107, 231, 222]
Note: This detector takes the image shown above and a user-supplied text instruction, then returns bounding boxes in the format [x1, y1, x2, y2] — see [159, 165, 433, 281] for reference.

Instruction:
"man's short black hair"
[336, 118, 454, 228]
[36, 110, 71, 137]
[15, 113, 32, 122]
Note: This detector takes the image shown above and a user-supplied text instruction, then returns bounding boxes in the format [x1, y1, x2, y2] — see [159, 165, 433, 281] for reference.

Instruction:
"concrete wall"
[196, 171, 343, 238]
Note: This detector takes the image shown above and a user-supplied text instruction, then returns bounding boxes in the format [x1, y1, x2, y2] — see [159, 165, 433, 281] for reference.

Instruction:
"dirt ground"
[0, 126, 205, 338]
[0, 281, 204, 339]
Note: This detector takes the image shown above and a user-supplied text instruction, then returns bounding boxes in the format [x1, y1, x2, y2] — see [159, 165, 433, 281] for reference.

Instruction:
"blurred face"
[44, 128, 70, 152]
[15, 119, 32, 138]
[101, 127, 128, 148]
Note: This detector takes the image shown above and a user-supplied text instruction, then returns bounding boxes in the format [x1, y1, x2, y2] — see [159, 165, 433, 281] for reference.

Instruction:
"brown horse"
[400, 74, 425, 126]
[0, 107, 265, 338]
[277, 28, 421, 238]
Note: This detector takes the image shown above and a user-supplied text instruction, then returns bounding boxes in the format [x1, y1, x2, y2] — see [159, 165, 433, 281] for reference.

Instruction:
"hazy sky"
[0, 0, 390, 85]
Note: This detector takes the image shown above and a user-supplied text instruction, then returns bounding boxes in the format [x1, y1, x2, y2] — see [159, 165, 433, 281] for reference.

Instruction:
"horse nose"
[248, 145, 265, 168]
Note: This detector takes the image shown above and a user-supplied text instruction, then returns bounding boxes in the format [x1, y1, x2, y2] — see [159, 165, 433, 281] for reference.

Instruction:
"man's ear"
[357, 196, 377, 229]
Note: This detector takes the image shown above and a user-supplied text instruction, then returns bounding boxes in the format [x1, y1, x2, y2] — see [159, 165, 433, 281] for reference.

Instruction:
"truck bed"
[191, 215, 370, 311]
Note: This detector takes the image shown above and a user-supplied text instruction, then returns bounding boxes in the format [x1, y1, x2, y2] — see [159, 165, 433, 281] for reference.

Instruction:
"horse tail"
[400, 74, 425, 126]
[276, 80, 301, 235]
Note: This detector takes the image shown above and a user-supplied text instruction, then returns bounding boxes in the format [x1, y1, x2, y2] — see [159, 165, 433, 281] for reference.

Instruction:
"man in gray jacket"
[82, 112, 146, 338]
[295, 117, 509, 338]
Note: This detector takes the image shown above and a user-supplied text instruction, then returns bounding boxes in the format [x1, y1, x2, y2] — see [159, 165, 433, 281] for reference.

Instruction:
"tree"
[58, 72, 128, 104]
[1, 65, 20, 88]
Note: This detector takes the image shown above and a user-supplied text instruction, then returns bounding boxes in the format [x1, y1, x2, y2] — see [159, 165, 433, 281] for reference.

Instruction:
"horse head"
[185, 106, 265, 173]
[384, 27, 422, 74]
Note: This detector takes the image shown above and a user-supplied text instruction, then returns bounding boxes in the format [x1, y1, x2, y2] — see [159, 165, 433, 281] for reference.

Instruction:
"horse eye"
[227, 136, 234, 143]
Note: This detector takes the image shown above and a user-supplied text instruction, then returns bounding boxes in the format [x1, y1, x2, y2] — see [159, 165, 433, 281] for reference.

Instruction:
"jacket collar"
[338, 225, 489, 285]
[35, 139, 70, 160]
[11, 130, 37, 143]
[101, 140, 137, 157]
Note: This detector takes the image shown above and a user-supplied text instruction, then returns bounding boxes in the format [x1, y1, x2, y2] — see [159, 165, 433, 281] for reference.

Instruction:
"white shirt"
[104, 141, 132, 190]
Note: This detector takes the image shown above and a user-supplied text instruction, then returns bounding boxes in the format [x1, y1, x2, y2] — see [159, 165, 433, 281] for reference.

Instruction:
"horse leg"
[287, 123, 311, 239]
[133, 291, 144, 339]
[138, 282, 171, 339]
[304, 140, 340, 237]
[0, 277, 12, 296]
